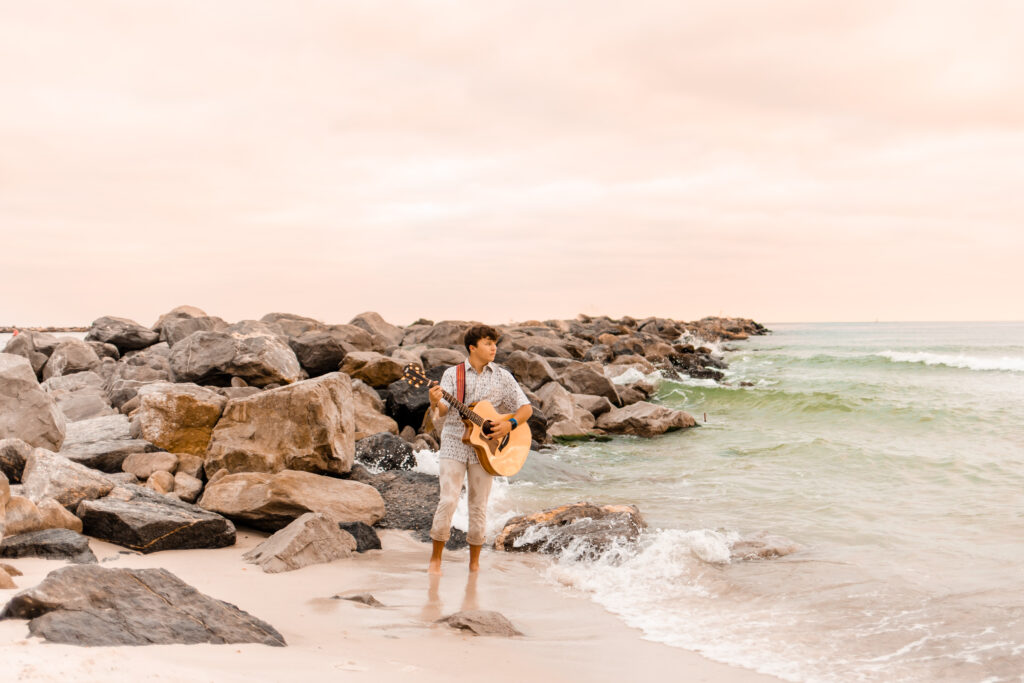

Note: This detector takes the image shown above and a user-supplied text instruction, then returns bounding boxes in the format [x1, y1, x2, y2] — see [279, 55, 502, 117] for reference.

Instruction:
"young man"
[427, 324, 532, 574]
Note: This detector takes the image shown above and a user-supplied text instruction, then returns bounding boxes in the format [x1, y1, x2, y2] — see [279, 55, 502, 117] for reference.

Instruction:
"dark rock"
[288, 329, 356, 377]
[337, 521, 382, 552]
[0, 564, 286, 646]
[355, 432, 415, 471]
[414, 526, 468, 550]
[0, 528, 97, 564]
[104, 342, 172, 409]
[495, 502, 646, 558]
[436, 610, 523, 637]
[87, 342, 120, 361]
[526, 405, 548, 443]
[77, 484, 236, 553]
[0, 437, 32, 482]
[348, 467, 441, 533]
[583, 344, 614, 363]
[85, 316, 160, 352]
[385, 365, 445, 431]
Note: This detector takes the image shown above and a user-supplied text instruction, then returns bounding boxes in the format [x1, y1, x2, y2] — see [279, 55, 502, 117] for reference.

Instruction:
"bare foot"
[468, 561, 480, 573]
[428, 559, 443, 575]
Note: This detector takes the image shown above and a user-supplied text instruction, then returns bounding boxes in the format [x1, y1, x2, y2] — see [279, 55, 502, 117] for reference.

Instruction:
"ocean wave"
[878, 351, 1024, 373]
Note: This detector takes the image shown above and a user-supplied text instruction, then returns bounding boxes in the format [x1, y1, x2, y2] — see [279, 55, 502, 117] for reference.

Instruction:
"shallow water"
[497, 322, 1024, 682]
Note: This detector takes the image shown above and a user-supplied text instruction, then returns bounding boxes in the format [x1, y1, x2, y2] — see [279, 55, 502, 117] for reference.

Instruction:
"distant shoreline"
[0, 326, 88, 333]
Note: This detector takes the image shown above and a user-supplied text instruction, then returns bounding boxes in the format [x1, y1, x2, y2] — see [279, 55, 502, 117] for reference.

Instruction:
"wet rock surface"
[495, 502, 647, 557]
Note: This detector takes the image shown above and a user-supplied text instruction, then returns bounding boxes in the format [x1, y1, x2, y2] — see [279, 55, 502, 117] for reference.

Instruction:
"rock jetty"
[0, 307, 769, 646]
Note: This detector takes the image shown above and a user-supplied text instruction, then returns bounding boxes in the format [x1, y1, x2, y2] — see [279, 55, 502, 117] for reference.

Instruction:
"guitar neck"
[433, 382, 484, 426]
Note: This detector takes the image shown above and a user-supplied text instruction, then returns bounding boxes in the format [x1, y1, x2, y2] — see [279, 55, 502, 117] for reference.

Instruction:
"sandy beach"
[0, 529, 779, 683]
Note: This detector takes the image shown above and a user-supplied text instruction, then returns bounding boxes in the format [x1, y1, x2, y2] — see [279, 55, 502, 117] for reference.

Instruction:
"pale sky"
[2, 0, 1022, 327]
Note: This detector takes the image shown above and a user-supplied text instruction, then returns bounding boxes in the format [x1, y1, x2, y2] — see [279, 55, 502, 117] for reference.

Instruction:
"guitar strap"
[456, 362, 466, 403]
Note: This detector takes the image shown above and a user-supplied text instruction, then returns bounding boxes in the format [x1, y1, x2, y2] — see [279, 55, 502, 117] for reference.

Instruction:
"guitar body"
[461, 400, 532, 476]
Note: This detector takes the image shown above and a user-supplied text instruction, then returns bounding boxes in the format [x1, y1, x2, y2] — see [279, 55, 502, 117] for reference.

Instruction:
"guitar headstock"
[402, 363, 431, 388]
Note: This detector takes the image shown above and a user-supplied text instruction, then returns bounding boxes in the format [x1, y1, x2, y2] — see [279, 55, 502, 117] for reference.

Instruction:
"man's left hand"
[484, 420, 512, 440]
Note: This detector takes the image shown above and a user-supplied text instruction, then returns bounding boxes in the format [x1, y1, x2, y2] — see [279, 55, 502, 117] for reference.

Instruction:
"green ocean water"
[501, 322, 1024, 682]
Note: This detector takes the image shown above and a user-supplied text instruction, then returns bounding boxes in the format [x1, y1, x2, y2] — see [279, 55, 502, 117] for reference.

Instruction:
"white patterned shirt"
[438, 360, 530, 464]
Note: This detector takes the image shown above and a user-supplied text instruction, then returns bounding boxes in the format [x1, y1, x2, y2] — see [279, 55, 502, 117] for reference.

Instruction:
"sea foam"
[877, 350, 1024, 373]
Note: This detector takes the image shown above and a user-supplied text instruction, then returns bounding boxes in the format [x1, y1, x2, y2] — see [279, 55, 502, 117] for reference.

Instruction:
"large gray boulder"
[595, 401, 697, 437]
[0, 353, 66, 451]
[77, 484, 235, 553]
[242, 512, 356, 573]
[41, 339, 101, 381]
[198, 469, 384, 532]
[161, 315, 228, 347]
[535, 382, 595, 438]
[419, 348, 466, 370]
[349, 311, 404, 348]
[103, 342, 172, 409]
[131, 382, 226, 455]
[259, 312, 325, 338]
[346, 466, 438, 532]
[59, 414, 160, 473]
[401, 320, 471, 350]
[287, 329, 356, 377]
[0, 564, 286, 646]
[41, 371, 117, 422]
[204, 373, 355, 476]
[21, 448, 114, 510]
[85, 316, 160, 352]
[558, 363, 621, 406]
[169, 330, 301, 387]
[3, 332, 51, 375]
[503, 350, 558, 391]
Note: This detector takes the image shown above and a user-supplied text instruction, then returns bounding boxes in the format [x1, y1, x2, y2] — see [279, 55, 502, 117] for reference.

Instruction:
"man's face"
[469, 337, 497, 363]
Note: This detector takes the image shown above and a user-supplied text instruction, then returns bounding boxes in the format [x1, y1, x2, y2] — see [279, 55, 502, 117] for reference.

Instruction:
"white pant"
[429, 458, 493, 547]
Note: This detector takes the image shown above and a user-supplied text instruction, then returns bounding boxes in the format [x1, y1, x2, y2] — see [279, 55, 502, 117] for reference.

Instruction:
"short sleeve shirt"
[438, 361, 531, 464]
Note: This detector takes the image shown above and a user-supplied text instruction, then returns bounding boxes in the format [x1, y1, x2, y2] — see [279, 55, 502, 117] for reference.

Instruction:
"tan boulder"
[595, 401, 697, 438]
[339, 352, 404, 388]
[198, 470, 385, 531]
[175, 453, 204, 479]
[174, 472, 204, 503]
[146, 470, 176, 495]
[132, 382, 227, 454]
[204, 372, 355, 476]
[242, 512, 356, 573]
[351, 379, 399, 441]
[122, 452, 178, 480]
[4, 495, 43, 536]
[41, 339, 101, 381]
[0, 566, 15, 589]
[36, 498, 84, 533]
[3, 495, 82, 535]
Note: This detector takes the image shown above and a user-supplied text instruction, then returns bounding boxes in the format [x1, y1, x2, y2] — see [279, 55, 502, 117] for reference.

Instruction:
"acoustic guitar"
[401, 363, 531, 476]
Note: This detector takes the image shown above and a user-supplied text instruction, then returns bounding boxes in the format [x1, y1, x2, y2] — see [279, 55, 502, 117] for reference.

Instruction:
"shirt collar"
[464, 359, 493, 375]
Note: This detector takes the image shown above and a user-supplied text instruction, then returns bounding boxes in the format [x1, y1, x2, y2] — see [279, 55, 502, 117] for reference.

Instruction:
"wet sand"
[0, 530, 780, 682]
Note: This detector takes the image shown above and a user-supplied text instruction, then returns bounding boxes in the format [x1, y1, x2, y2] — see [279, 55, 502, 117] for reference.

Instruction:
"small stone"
[435, 610, 523, 637]
[123, 451, 178, 480]
[146, 470, 175, 495]
[334, 592, 384, 607]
